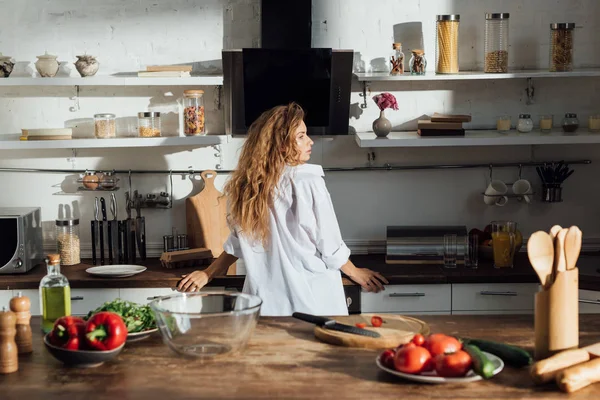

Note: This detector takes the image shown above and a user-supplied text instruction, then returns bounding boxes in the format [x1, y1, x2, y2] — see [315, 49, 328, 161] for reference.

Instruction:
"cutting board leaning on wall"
[186, 170, 236, 275]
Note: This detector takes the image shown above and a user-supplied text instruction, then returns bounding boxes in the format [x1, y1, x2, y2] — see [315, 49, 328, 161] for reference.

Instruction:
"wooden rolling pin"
[531, 342, 600, 384]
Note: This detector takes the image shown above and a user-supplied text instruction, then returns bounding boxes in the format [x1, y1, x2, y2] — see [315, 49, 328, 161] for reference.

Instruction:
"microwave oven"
[0, 207, 43, 274]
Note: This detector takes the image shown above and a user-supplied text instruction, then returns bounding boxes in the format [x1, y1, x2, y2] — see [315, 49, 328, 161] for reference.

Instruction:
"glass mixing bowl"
[149, 291, 262, 358]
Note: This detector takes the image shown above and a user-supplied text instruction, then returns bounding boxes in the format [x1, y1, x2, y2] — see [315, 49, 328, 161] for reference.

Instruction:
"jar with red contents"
[182, 90, 205, 136]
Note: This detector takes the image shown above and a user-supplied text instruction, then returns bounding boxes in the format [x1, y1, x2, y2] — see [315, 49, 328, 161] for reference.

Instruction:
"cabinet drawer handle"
[71, 296, 84, 301]
[479, 291, 517, 296]
[389, 292, 425, 297]
[579, 299, 600, 305]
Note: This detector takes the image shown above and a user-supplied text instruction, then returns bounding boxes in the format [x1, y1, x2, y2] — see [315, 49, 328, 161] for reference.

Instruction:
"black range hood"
[261, 0, 312, 48]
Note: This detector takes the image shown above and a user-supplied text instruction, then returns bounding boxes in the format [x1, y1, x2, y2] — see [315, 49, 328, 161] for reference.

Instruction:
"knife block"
[534, 268, 579, 360]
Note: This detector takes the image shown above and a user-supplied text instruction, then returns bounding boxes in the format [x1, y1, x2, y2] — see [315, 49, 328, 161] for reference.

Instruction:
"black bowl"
[44, 334, 124, 368]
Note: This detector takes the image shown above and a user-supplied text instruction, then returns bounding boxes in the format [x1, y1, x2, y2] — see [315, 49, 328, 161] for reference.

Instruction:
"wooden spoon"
[554, 228, 568, 273]
[527, 231, 555, 289]
[564, 226, 582, 271]
[550, 225, 562, 240]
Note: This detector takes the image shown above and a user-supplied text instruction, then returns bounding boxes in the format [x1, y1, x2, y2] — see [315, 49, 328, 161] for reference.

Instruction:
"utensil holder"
[541, 185, 562, 203]
[534, 268, 578, 360]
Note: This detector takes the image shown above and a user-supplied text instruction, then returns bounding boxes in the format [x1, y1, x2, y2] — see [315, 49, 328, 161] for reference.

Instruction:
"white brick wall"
[1, 0, 600, 254]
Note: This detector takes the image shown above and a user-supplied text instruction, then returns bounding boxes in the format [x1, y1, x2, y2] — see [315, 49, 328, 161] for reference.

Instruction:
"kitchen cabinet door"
[361, 284, 451, 313]
[579, 289, 600, 314]
[452, 283, 539, 313]
[70, 289, 120, 316]
[11, 289, 41, 316]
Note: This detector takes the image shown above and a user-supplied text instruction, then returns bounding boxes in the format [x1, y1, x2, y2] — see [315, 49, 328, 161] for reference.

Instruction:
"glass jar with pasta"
[436, 14, 460, 74]
[182, 90, 206, 136]
[138, 112, 161, 137]
[550, 23, 575, 72]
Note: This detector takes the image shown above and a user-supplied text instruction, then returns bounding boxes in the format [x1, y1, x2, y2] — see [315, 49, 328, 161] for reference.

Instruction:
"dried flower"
[372, 92, 399, 111]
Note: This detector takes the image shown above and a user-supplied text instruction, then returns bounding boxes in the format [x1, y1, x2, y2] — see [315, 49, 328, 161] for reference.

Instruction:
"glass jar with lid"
[56, 219, 80, 266]
[436, 14, 460, 74]
[562, 113, 579, 133]
[550, 23, 575, 72]
[390, 43, 405, 75]
[94, 113, 116, 139]
[409, 50, 427, 75]
[484, 13, 509, 73]
[138, 112, 161, 137]
[182, 90, 206, 136]
[517, 114, 533, 133]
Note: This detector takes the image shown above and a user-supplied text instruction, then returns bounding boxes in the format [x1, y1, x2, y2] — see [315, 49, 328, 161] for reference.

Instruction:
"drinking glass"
[491, 221, 517, 268]
[465, 234, 479, 268]
[443, 234, 457, 268]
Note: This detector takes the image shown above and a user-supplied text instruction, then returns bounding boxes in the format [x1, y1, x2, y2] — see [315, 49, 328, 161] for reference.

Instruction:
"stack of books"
[417, 113, 472, 137]
[137, 65, 192, 78]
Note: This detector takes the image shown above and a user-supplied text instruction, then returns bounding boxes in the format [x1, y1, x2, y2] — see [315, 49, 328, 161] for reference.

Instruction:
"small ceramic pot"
[75, 55, 99, 77]
[373, 110, 392, 137]
[35, 53, 59, 77]
[0, 52, 15, 78]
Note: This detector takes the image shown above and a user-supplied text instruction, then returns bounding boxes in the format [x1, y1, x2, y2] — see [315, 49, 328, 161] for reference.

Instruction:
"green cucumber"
[462, 338, 533, 368]
[464, 344, 495, 379]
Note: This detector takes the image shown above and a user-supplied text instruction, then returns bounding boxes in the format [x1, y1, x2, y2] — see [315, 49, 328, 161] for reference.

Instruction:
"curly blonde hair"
[224, 102, 305, 246]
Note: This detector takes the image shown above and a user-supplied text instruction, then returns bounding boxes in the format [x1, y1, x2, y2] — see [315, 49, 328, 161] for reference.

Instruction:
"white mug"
[513, 179, 532, 204]
[484, 180, 508, 206]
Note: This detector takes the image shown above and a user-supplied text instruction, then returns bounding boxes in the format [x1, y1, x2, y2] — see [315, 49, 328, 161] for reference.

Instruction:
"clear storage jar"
[484, 13, 509, 73]
[94, 113, 116, 138]
[138, 112, 161, 137]
[55, 219, 80, 266]
[409, 50, 427, 75]
[562, 113, 579, 133]
[436, 14, 460, 74]
[390, 43, 405, 75]
[517, 114, 533, 133]
[550, 23, 575, 72]
[182, 90, 206, 136]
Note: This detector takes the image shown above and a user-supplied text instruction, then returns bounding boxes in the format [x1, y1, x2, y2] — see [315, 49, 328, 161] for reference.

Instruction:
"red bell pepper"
[49, 316, 86, 350]
[85, 311, 128, 351]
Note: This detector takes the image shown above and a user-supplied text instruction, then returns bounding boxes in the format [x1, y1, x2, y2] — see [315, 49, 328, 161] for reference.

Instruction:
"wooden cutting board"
[314, 314, 430, 349]
[185, 170, 235, 274]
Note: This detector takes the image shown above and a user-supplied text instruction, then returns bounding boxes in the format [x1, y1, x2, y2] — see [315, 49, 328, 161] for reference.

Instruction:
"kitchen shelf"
[0, 75, 223, 86]
[354, 68, 600, 82]
[0, 134, 229, 150]
[355, 130, 600, 148]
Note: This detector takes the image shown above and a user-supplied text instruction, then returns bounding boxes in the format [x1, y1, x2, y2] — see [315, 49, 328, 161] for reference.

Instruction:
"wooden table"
[2, 315, 600, 399]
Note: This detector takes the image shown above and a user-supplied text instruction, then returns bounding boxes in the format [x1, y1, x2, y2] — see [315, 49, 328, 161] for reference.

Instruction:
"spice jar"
[138, 112, 161, 137]
[562, 113, 579, 133]
[182, 90, 205, 136]
[550, 23, 575, 72]
[436, 15, 460, 74]
[484, 13, 509, 73]
[496, 115, 511, 132]
[94, 113, 116, 139]
[539, 115, 553, 133]
[82, 171, 99, 190]
[517, 114, 533, 133]
[390, 43, 405, 76]
[409, 50, 427, 75]
[99, 171, 118, 190]
[589, 115, 600, 133]
[55, 219, 80, 266]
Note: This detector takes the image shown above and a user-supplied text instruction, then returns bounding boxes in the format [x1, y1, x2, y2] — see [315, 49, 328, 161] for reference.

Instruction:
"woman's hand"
[177, 270, 210, 292]
[342, 264, 388, 293]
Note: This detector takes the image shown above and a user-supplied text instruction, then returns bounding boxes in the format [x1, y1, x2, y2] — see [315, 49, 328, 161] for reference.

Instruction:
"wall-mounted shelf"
[354, 68, 600, 82]
[0, 134, 229, 150]
[0, 75, 223, 87]
[355, 130, 600, 148]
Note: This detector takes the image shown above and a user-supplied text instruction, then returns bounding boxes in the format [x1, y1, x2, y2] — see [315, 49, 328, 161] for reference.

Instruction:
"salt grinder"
[9, 292, 33, 354]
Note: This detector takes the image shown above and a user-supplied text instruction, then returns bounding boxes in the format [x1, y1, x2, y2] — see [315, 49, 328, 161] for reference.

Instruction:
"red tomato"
[434, 351, 472, 377]
[424, 333, 462, 357]
[371, 316, 383, 327]
[393, 345, 432, 374]
[380, 349, 396, 369]
[355, 322, 367, 329]
[412, 333, 425, 346]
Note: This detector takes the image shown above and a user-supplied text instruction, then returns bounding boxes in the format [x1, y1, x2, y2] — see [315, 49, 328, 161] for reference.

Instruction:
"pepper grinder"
[9, 292, 33, 354]
[0, 307, 18, 374]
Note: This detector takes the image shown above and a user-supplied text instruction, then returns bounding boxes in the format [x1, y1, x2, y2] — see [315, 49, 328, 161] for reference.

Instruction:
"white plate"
[86, 265, 147, 278]
[376, 351, 504, 384]
[127, 328, 158, 342]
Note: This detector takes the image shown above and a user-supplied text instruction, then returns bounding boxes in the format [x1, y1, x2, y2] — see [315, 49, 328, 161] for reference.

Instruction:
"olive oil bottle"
[39, 254, 71, 333]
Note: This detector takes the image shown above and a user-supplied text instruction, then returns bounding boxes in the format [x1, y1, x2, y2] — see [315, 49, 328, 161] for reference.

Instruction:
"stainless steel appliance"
[386, 225, 468, 264]
[0, 207, 43, 274]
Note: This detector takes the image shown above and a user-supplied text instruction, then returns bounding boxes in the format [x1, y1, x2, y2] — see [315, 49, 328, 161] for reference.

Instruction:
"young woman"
[177, 102, 388, 316]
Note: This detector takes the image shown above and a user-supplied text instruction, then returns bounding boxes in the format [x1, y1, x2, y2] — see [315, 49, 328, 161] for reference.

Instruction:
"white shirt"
[223, 164, 350, 317]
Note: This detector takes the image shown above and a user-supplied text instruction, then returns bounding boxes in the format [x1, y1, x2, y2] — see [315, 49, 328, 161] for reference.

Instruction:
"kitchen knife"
[109, 192, 119, 265]
[134, 194, 146, 261]
[91, 197, 99, 265]
[126, 192, 136, 264]
[100, 197, 107, 265]
[292, 312, 381, 338]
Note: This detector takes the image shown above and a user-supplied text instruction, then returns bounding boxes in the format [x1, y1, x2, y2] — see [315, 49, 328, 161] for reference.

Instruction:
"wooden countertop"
[2, 253, 600, 291]
[2, 315, 600, 399]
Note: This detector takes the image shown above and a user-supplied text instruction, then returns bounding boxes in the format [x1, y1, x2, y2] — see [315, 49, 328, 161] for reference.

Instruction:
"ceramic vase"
[0, 52, 15, 78]
[75, 55, 99, 77]
[373, 110, 392, 137]
[35, 53, 59, 77]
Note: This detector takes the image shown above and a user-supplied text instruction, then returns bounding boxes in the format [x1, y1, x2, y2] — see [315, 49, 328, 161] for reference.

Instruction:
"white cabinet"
[119, 288, 175, 304]
[579, 289, 600, 314]
[70, 289, 120, 316]
[361, 284, 451, 314]
[0, 290, 11, 309]
[451, 283, 539, 314]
